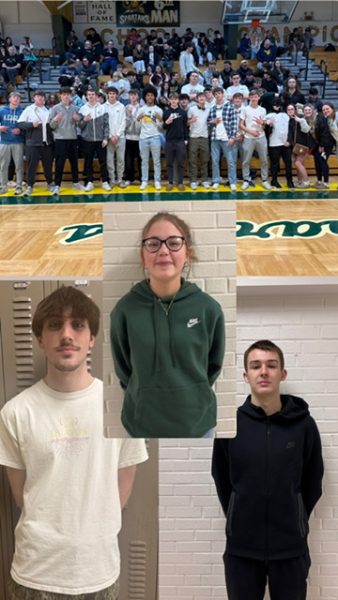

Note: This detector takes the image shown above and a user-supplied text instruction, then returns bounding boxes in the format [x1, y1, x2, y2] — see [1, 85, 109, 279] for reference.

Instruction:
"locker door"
[119, 439, 159, 600]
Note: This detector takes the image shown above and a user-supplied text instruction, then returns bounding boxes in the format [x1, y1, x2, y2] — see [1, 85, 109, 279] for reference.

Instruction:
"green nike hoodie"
[110, 279, 225, 437]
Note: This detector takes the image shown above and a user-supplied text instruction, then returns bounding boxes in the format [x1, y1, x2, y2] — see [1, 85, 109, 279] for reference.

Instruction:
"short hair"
[107, 87, 119, 95]
[8, 91, 21, 100]
[169, 92, 179, 99]
[213, 86, 224, 95]
[244, 340, 285, 371]
[232, 92, 244, 99]
[179, 93, 190, 101]
[59, 86, 72, 95]
[309, 87, 318, 95]
[32, 286, 100, 338]
[129, 88, 140, 96]
[33, 90, 46, 97]
[142, 84, 157, 100]
[249, 89, 260, 96]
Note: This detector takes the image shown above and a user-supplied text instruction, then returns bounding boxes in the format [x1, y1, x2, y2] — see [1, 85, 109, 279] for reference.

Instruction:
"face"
[287, 104, 295, 117]
[142, 220, 188, 288]
[214, 90, 224, 104]
[129, 92, 139, 104]
[34, 94, 45, 107]
[108, 91, 118, 103]
[205, 90, 213, 101]
[190, 73, 199, 85]
[288, 78, 296, 89]
[232, 75, 240, 85]
[61, 92, 71, 105]
[250, 93, 259, 106]
[169, 96, 179, 109]
[87, 90, 97, 103]
[145, 92, 156, 105]
[244, 349, 287, 398]
[304, 105, 313, 118]
[233, 96, 243, 108]
[179, 98, 189, 109]
[322, 104, 334, 118]
[9, 94, 20, 108]
[197, 94, 206, 108]
[38, 309, 95, 374]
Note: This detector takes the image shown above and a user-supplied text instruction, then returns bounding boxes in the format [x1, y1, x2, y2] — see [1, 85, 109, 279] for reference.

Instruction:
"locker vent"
[128, 540, 147, 599]
[13, 297, 34, 389]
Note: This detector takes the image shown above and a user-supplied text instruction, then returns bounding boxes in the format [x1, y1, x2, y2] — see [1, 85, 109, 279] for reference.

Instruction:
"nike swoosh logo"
[187, 318, 200, 328]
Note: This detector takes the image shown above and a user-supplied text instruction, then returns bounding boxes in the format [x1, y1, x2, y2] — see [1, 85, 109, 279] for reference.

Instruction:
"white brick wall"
[159, 284, 338, 600]
[103, 200, 236, 437]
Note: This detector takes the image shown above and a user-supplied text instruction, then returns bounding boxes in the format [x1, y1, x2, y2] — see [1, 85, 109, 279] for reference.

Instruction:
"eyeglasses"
[142, 236, 185, 253]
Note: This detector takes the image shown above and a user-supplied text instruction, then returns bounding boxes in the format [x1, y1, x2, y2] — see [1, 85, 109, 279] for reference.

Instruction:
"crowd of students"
[0, 25, 337, 194]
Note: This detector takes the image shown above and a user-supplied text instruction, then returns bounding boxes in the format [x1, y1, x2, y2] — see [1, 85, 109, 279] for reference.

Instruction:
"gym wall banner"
[116, 1, 180, 27]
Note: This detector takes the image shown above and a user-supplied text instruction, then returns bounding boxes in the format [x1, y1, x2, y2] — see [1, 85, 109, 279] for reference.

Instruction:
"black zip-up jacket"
[315, 113, 335, 150]
[212, 395, 323, 561]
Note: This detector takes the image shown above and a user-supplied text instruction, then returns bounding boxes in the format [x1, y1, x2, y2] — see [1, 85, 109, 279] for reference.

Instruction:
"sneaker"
[154, 181, 161, 190]
[102, 181, 112, 191]
[230, 184, 237, 192]
[287, 181, 295, 188]
[7, 180, 15, 188]
[84, 182, 94, 192]
[201, 181, 210, 189]
[190, 181, 198, 190]
[262, 181, 273, 190]
[140, 181, 148, 190]
[15, 186, 23, 195]
[47, 183, 55, 192]
[72, 182, 85, 191]
[24, 186, 33, 196]
[271, 180, 281, 189]
[178, 183, 185, 191]
[117, 180, 127, 188]
[315, 181, 326, 189]
[124, 180, 131, 187]
[0, 186, 7, 194]
[212, 182, 219, 190]
[241, 181, 250, 190]
[248, 180, 255, 187]
[298, 181, 310, 188]
[166, 183, 173, 191]
[53, 185, 60, 195]
[323, 182, 330, 188]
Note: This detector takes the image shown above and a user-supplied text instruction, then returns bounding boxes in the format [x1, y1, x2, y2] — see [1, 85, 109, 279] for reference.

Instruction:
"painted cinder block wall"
[103, 200, 236, 438]
[159, 286, 338, 600]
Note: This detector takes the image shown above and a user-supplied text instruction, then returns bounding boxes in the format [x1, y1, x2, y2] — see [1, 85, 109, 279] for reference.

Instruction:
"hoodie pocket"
[297, 493, 309, 538]
[124, 381, 216, 437]
[226, 491, 235, 537]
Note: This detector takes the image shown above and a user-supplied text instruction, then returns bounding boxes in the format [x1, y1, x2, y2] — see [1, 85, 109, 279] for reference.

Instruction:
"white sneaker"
[190, 182, 198, 190]
[241, 181, 250, 190]
[140, 182, 148, 190]
[202, 181, 210, 188]
[124, 180, 131, 187]
[262, 181, 273, 190]
[230, 184, 237, 191]
[53, 185, 60, 195]
[154, 181, 162, 190]
[102, 181, 112, 191]
[212, 182, 219, 190]
[118, 180, 127, 188]
[72, 182, 85, 191]
[84, 182, 94, 192]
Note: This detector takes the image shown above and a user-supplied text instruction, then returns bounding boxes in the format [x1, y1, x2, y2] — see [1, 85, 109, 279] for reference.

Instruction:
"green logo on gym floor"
[237, 220, 338, 239]
[56, 224, 103, 244]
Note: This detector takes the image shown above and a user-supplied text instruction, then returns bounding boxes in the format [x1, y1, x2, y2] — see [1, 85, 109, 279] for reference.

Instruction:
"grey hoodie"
[48, 101, 79, 140]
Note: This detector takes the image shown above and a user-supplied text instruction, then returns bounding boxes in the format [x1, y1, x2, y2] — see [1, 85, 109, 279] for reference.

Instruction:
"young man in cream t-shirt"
[0, 286, 148, 600]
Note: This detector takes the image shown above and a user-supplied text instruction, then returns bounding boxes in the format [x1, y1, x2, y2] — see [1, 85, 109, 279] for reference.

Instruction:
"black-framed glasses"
[142, 236, 185, 253]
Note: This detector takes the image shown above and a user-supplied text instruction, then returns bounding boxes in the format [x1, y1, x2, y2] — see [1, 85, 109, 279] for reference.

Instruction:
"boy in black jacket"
[212, 339, 323, 600]
[163, 92, 188, 191]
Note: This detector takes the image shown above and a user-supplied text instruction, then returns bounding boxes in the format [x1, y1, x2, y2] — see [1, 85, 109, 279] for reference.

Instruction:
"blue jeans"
[211, 140, 237, 185]
[139, 135, 161, 183]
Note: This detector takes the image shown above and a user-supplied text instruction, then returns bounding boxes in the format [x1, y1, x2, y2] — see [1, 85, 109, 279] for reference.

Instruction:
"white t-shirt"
[0, 378, 148, 595]
[136, 105, 163, 139]
[240, 104, 267, 139]
[187, 105, 210, 138]
[266, 112, 290, 146]
[225, 84, 249, 101]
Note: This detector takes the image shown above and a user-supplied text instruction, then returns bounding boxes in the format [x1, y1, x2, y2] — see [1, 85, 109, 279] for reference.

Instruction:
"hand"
[12, 128, 20, 135]
[136, 113, 144, 121]
[251, 130, 260, 137]
[84, 114, 92, 121]
[254, 116, 264, 126]
[0, 125, 8, 132]
[72, 113, 81, 121]
[227, 138, 235, 147]
[165, 116, 174, 125]
[33, 120, 42, 128]
[53, 112, 63, 122]
[102, 139, 108, 148]
[111, 135, 119, 144]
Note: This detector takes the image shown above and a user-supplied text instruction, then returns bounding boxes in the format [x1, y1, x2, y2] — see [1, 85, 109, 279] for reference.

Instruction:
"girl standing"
[110, 212, 225, 438]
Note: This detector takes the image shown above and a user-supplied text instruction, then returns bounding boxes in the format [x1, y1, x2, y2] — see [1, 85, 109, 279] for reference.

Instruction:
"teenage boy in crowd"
[163, 91, 189, 191]
[48, 86, 84, 195]
[187, 91, 210, 190]
[240, 90, 272, 190]
[0, 91, 24, 195]
[78, 88, 110, 192]
[124, 89, 142, 185]
[136, 85, 163, 191]
[212, 339, 324, 600]
[0, 286, 148, 600]
[17, 90, 54, 196]
[104, 87, 127, 189]
[208, 87, 237, 191]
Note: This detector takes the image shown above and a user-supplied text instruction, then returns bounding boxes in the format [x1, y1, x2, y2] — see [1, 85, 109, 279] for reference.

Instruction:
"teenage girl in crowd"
[110, 212, 225, 438]
[287, 103, 315, 188]
[314, 102, 336, 188]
